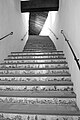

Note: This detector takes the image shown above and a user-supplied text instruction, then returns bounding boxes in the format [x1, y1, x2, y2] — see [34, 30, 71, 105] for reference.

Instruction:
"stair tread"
[0, 80, 73, 86]
[0, 67, 69, 70]
[0, 61, 68, 64]
[23, 47, 56, 52]
[0, 91, 75, 98]
[8, 54, 64, 57]
[11, 51, 63, 54]
[0, 74, 71, 77]
[4, 58, 66, 60]
[0, 103, 79, 115]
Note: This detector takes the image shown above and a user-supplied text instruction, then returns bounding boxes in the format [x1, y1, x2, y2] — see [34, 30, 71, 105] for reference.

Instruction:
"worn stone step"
[3, 61, 68, 65]
[0, 80, 73, 86]
[24, 46, 54, 48]
[8, 54, 65, 59]
[0, 74, 71, 77]
[23, 49, 56, 51]
[11, 51, 63, 55]
[22, 49, 60, 53]
[0, 97, 76, 106]
[0, 91, 76, 98]
[0, 85, 73, 92]
[0, 76, 71, 82]
[8, 53, 64, 57]
[0, 69, 70, 76]
[25, 46, 55, 49]
[0, 61, 68, 66]
[0, 63, 69, 69]
[4, 59, 67, 64]
[23, 49, 56, 52]
[7, 56, 65, 59]
[4, 57, 66, 61]
[0, 103, 79, 115]
[0, 67, 69, 71]
[0, 113, 80, 120]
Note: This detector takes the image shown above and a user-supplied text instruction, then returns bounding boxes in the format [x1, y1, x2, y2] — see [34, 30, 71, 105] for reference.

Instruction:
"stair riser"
[24, 48, 55, 50]
[0, 113, 79, 120]
[5, 58, 66, 60]
[8, 54, 64, 57]
[11, 51, 63, 55]
[24, 46, 54, 49]
[8, 55, 65, 59]
[0, 97, 76, 105]
[0, 64, 68, 69]
[23, 49, 56, 52]
[0, 76, 71, 81]
[0, 85, 73, 92]
[4, 59, 67, 64]
[25, 43, 54, 45]
[0, 69, 70, 75]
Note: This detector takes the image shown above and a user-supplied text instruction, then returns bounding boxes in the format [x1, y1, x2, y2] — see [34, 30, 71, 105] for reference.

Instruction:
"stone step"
[0, 67, 69, 71]
[0, 97, 76, 106]
[11, 51, 63, 55]
[4, 59, 67, 64]
[25, 43, 54, 45]
[0, 113, 80, 120]
[23, 49, 56, 52]
[7, 56, 65, 59]
[0, 85, 73, 92]
[4, 57, 66, 60]
[22, 49, 62, 53]
[26, 40, 53, 42]
[25, 46, 55, 49]
[0, 80, 73, 86]
[0, 69, 70, 76]
[0, 91, 76, 98]
[26, 41, 53, 44]
[8, 53, 64, 57]
[8, 54, 65, 59]
[23, 48, 56, 51]
[0, 63, 69, 69]
[1, 61, 68, 65]
[25, 45, 54, 48]
[0, 103, 79, 115]
[0, 76, 71, 82]
[0, 74, 71, 77]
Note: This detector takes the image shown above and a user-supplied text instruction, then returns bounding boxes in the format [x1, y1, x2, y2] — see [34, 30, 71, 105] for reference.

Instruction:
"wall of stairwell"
[57, 0, 80, 109]
[0, 0, 29, 63]
[40, 0, 80, 108]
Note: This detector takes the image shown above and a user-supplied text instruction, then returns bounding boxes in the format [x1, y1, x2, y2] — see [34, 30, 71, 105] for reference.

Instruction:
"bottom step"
[0, 103, 79, 114]
[0, 113, 80, 120]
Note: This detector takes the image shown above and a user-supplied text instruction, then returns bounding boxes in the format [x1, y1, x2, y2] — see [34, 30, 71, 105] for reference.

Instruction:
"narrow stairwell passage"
[0, 35, 80, 120]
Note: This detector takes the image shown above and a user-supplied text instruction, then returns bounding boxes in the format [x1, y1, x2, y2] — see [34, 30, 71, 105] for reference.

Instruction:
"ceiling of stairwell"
[21, 0, 59, 35]
[21, 0, 59, 12]
[29, 12, 48, 35]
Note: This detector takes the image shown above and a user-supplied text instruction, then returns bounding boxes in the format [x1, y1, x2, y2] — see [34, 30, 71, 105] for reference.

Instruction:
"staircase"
[0, 35, 80, 120]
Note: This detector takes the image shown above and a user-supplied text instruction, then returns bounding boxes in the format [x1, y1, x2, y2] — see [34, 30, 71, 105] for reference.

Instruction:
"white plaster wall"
[40, 0, 80, 109]
[58, 0, 80, 109]
[0, 0, 29, 62]
[40, 11, 60, 49]
[45, 0, 80, 109]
